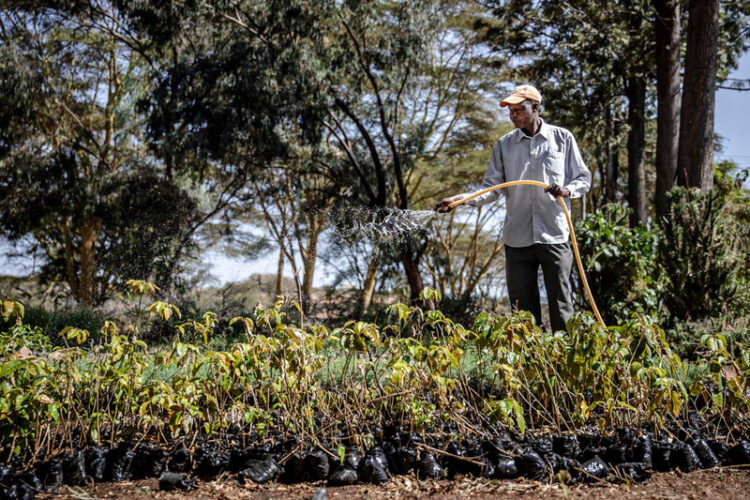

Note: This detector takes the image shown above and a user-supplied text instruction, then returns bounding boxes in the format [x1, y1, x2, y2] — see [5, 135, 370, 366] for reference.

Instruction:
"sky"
[715, 51, 750, 173]
[2, 51, 750, 286]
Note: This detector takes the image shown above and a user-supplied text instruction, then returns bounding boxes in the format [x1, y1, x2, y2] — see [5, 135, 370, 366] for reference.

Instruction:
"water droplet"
[331, 206, 436, 246]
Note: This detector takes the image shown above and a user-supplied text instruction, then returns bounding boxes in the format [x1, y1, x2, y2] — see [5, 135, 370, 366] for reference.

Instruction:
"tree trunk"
[626, 77, 647, 226]
[274, 247, 284, 297]
[602, 104, 622, 205]
[654, 0, 681, 214]
[78, 218, 98, 307]
[401, 249, 424, 304]
[358, 254, 379, 317]
[678, 0, 718, 190]
[604, 132, 619, 204]
[61, 216, 79, 300]
[301, 209, 327, 313]
[301, 257, 315, 313]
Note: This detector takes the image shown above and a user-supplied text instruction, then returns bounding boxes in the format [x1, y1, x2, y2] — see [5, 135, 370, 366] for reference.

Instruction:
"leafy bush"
[668, 315, 749, 360]
[573, 204, 663, 324]
[714, 161, 750, 292]
[0, 323, 52, 355]
[658, 181, 748, 324]
[20, 306, 105, 346]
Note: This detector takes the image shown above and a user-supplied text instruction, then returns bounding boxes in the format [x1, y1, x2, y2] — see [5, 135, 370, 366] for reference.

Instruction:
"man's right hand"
[434, 194, 466, 213]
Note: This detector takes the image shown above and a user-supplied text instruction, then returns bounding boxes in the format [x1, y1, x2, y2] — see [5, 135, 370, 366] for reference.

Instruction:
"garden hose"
[446, 180, 607, 329]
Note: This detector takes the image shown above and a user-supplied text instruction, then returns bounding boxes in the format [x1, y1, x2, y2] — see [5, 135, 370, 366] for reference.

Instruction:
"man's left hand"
[545, 183, 570, 198]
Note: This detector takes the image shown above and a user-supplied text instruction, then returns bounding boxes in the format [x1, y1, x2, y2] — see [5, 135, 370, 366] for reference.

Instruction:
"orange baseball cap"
[500, 85, 542, 107]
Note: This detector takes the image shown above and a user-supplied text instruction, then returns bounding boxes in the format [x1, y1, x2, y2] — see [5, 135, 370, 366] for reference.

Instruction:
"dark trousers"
[505, 243, 574, 332]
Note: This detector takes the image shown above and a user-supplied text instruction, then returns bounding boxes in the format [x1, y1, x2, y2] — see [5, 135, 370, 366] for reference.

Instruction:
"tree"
[0, 3, 200, 305]
[322, 0, 507, 307]
[653, 0, 681, 214]
[421, 114, 515, 311]
[134, 0, 336, 309]
[311, 0, 453, 304]
[246, 144, 338, 312]
[624, 0, 651, 226]
[677, 0, 719, 190]
[140, 0, 507, 310]
[675, 0, 750, 192]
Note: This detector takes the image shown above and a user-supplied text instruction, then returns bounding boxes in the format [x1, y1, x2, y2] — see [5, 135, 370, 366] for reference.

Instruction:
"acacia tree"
[241, 144, 338, 312]
[120, 0, 338, 312]
[141, 0, 507, 309]
[135, 0, 337, 310]
[427, 205, 506, 296]
[419, 105, 515, 307]
[318, 0, 505, 309]
[313, 0, 439, 303]
[0, 3, 201, 305]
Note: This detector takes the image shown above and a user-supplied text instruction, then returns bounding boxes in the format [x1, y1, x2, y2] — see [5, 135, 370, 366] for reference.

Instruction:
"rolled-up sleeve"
[563, 133, 591, 199]
[467, 142, 506, 207]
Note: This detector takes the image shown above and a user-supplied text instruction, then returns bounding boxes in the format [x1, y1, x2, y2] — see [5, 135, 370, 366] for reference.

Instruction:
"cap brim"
[499, 95, 526, 107]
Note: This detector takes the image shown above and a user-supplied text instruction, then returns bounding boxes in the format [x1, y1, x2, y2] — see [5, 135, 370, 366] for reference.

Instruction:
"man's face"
[507, 100, 538, 131]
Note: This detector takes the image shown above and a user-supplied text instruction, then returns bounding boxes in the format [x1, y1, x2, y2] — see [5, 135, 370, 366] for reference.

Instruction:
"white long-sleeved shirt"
[467, 119, 591, 247]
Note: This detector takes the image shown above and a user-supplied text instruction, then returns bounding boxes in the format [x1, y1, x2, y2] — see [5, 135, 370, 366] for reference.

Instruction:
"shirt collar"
[514, 118, 549, 142]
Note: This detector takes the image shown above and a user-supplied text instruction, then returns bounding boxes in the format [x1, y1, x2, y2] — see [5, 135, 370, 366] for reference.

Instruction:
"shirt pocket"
[543, 151, 565, 185]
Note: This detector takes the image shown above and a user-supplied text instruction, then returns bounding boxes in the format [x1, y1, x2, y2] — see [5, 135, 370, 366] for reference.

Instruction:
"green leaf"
[712, 392, 723, 408]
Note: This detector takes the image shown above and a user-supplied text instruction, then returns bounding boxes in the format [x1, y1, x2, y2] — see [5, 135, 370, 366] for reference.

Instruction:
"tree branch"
[332, 95, 387, 206]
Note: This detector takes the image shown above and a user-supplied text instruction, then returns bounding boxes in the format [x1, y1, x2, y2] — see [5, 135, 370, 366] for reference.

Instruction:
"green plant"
[1, 300, 52, 355]
[0, 323, 52, 356]
[0, 292, 747, 464]
[573, 204, 663, 324]
[473, 310, 697, 430]
[690, 332, 750, 416]
[658, 184, 747, 323]
[18, 306, 104, 346]
[667, 315, 750, 360]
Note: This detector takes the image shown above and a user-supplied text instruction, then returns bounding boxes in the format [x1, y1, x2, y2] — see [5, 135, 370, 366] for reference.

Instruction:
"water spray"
[446, 180, 606, 329]
[331, 206, 436, 244]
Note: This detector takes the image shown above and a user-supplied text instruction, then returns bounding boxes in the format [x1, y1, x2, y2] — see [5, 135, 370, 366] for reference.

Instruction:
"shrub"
[20, 306, 105, 346]
[573, 204, 663, 324]
[0, 323, 52, 355]
[668, 315, 749, 360]
[657, 181, 748, 324]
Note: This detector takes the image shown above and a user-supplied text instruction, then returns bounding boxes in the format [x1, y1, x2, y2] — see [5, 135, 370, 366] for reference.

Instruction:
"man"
[435, 85, 591, 332]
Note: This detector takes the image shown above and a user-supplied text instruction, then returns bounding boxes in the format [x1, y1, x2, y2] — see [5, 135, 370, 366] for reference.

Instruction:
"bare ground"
[39, 466, 750, 500]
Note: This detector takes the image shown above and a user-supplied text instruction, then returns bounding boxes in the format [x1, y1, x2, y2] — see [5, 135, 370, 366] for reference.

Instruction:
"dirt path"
[38, 467, 750, 499]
